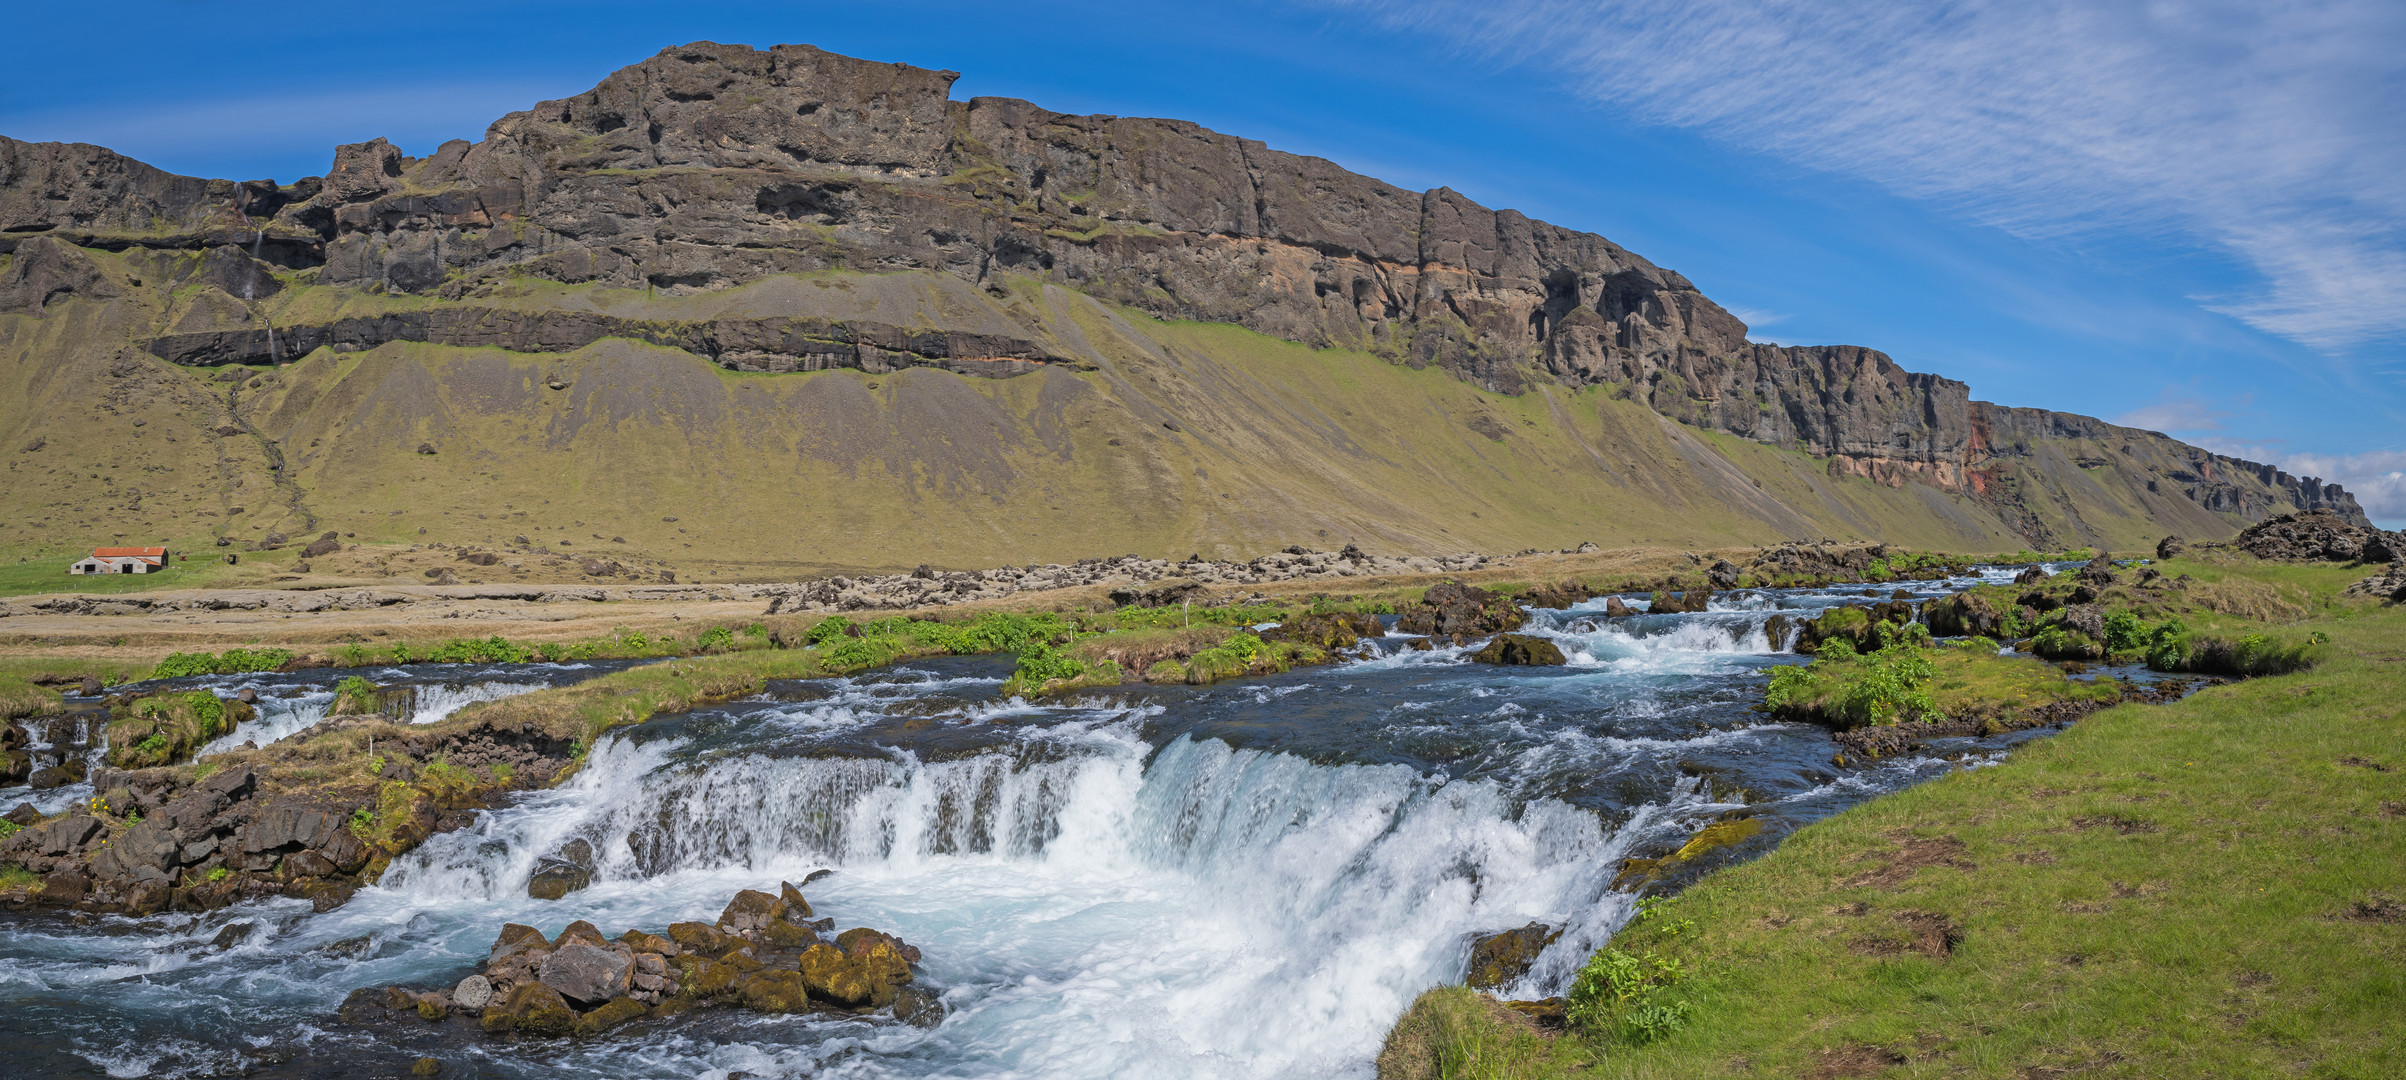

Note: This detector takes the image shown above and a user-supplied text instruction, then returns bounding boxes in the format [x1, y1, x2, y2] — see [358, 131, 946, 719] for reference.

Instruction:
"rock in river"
[540, 943, 633, 1005]
[1471, 634, 1567, 666]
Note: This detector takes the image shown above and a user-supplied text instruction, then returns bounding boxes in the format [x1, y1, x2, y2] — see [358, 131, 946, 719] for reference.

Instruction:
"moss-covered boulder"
[1471, 634, 1568, 666]
[342, 884, 930, 1039]
[1647, 588, 1714, 614]
[1795, 603, 1915, 655]
[1261, 611, 1384, 651]
[1924, 589, 2017, 638]
[102, 691, 254, 769]
[1466, 922, 1562, 988]
[481, 981, 577, 1035]
[1396, 582, 1526, 637]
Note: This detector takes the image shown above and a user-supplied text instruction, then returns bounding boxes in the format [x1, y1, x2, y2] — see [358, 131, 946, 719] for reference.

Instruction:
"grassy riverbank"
[1381, 565, 2404, 1079]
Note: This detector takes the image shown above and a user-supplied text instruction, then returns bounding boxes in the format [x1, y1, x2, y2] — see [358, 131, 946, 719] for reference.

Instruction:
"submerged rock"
[526, 839, 596, 900]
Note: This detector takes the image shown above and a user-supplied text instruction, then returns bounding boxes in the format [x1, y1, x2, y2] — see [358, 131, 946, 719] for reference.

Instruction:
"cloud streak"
[1333, 0, 2406, 352]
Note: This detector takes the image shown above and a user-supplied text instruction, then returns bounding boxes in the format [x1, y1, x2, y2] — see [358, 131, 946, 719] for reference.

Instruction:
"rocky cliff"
[0, 41, 2362, 569]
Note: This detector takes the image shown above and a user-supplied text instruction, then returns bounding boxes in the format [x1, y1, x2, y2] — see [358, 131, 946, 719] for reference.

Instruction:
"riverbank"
[1379, 558, 2404, 1078]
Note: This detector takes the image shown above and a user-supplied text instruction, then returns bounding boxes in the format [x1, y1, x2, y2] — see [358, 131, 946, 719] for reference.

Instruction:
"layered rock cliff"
[0, 41, 2363, 566]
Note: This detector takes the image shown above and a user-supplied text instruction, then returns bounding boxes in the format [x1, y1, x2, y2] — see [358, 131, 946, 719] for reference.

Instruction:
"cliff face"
[0, 41, 2364, 565]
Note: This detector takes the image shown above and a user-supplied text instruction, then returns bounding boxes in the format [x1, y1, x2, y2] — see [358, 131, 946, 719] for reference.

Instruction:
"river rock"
[1602, 596, 1634, 617]
[452, 974, 494, 1012]
[3, 802, 38, 826]
[556, 919, 610, 948]
[667, 920, 733, 954]
[1647, 587, 1713, 614]
[527, 860, 593, 901]
[538, 942, 633, 1005]
[620, 929, 682, 956]
[716, 888, 787, 935]
[893, 986, 945, 1028]
[481, 981, 577, 1035]
[571, 995, 649, 1035]
[1395, 582, 1526, 636]
[779, 881, 814, 919]
[797, 942, 876, 1007]
[1466, 922, 1562, 989]
[490, 923, 550, 963]
[1471, 634, 1567, 666]
[1259, 611, 1382, 652]
[1521, 580, 1600, 610]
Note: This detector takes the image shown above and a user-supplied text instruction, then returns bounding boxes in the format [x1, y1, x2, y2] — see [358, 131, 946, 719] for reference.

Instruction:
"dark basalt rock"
[1521, 579, 1601, 610]
[1395, 582, 1526, 637]
[1466, 923, 1562, 989]
[340, 885, 924, 1039]
[1259, 611, 1383, 652]
[526, 838, 596, 900]
[539, 943, 634, 1005]
[2233, 510, 2403, 564]
[1471, 634, 1568, 666]
[1647, 587, 1713, 614]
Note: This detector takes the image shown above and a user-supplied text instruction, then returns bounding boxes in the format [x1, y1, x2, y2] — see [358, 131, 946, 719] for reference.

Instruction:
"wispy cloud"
[1332, 0, 2406, 352]
[2114, 388, 2235, 435]
[2272, 450, 2406, 522]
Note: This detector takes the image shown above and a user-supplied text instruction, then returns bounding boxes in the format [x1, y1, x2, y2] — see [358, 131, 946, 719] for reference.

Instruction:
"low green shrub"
[424, 636, 534, 664]
[2179, 631, 2327, 677]
[151, 647, 295, 679]
[1766, 621, 1938, 728]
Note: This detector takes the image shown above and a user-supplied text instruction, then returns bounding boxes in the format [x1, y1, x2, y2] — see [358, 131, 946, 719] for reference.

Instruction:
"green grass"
[0, 674, 64, 720]
[1384, 572, 2406, 1079]
[0, 556, 241, 599]
[1768, 632, 2123, 732]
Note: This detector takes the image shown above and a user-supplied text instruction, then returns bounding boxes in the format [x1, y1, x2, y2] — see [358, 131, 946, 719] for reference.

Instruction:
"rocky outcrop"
[2229, 510, 2401, 564]
[340, 885, 939, 1037]
[0, 235, 121, 312]
[1, 706, 580, 915]
[1395, 582, 1528, 639]
[145, 306, 1080, 376]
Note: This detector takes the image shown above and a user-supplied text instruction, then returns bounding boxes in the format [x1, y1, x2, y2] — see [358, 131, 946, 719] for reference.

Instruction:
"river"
[1, 569, 2076, 1079]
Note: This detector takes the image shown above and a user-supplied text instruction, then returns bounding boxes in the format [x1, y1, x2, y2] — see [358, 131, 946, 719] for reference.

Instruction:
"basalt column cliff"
[0, 42, 2362, 571]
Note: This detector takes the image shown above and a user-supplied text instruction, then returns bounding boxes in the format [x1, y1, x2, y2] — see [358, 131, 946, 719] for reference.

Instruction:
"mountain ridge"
[0, 41, 2363, 577]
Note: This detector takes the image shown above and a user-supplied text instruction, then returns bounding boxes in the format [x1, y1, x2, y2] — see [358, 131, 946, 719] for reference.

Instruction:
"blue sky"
[7, 1, 2401, 524]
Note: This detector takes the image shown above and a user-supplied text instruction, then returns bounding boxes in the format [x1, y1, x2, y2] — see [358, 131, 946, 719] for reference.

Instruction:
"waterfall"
[363, 724, 1692, 1078]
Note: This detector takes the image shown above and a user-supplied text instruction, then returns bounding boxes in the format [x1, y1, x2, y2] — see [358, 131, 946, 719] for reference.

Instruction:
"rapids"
[2, 569, 2080, 1079]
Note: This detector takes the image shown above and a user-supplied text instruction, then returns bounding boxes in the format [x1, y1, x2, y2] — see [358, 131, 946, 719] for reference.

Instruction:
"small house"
[69, 547, 171, 575]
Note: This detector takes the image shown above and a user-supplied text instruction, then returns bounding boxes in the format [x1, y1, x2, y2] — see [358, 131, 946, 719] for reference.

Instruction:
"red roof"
[91, 547, 168, 558]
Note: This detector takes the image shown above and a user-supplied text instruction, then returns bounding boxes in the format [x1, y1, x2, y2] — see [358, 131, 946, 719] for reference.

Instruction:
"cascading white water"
[362, 718, 1697, 1079]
